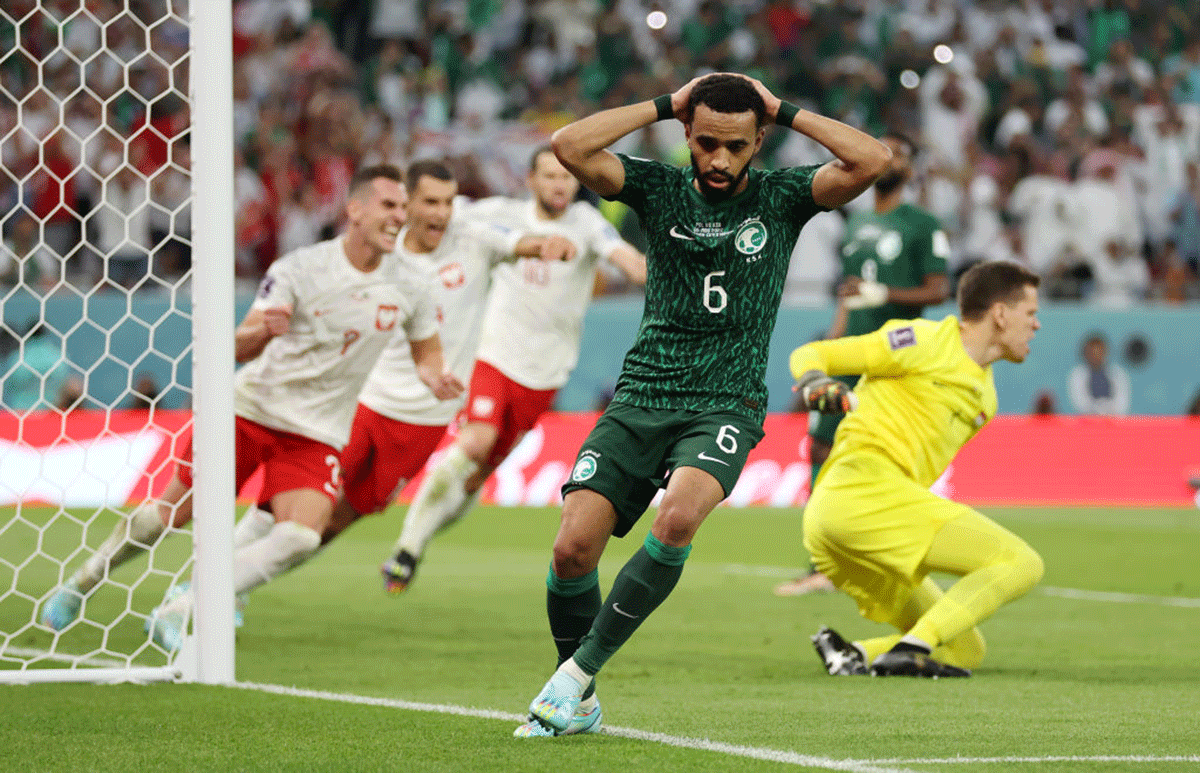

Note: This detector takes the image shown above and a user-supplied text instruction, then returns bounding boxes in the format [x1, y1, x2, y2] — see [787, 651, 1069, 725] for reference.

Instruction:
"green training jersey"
[605, 153, 824, 424]
[840, 203, 948, 336]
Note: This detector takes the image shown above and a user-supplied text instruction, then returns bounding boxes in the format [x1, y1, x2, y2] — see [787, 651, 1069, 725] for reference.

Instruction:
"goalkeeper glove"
[795, 370, 858, 414]
[842, 280, 888, 310]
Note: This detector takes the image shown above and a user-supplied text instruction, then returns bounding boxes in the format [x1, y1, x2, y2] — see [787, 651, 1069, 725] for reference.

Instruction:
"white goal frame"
[0, 1, 235, 686]
[187, 0, 236, 687]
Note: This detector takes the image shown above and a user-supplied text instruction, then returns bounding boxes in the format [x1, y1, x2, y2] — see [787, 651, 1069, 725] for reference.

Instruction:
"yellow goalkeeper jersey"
[789, 315, 997, 489]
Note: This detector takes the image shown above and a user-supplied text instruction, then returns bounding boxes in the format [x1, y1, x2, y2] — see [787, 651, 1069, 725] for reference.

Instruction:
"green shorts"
[807, 375, 859, 445]
[561, 402, 764, 538]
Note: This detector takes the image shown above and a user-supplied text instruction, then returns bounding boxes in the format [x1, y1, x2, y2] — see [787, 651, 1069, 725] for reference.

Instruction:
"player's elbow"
[788, 347, 816, 381]
[550, 129, 583, 173]
[860, 140, 892, 183]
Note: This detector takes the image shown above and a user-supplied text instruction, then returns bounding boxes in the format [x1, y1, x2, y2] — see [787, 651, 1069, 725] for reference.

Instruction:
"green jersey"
[606, 154, 824, 424]
[840, 203, 948, 336]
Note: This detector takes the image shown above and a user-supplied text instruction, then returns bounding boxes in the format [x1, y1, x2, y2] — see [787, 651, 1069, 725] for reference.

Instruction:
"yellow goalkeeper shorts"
[802, 448, 973, 624]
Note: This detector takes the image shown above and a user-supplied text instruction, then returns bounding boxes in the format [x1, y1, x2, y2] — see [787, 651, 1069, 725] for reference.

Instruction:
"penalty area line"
[232, 681, 920, 773]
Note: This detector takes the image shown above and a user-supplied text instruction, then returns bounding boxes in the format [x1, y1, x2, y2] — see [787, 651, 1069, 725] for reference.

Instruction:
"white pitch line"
[1039, 586, 1200, 608]
[721, 565, 1200, 609]
[5, 658, 1194, 770]
[232, 681, 920, 773]
[870, 756, 1200, 766]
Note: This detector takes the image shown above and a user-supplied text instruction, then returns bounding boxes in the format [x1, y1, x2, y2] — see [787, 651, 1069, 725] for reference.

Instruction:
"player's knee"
[652, 500, 703, 546]
[456, 425, 496, 466]
[1017, 546, 1045, 589]
[551, 535, 598, 578]
[460, 441, 491, 467]
[998, 542, 1044, 598]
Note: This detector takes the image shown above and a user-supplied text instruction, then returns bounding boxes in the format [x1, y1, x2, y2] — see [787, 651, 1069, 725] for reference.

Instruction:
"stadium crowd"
[1, 0, 1199, 305]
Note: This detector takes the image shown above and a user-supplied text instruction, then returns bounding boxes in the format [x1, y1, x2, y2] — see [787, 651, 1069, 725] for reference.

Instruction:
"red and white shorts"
[175, 416, 341, 505]
[340, 403, 449, 515]
[463, 360, 557, 467]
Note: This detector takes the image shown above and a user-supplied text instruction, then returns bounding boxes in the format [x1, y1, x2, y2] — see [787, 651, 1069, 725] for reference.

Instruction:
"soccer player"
[378, 146, 646, 592]
[308, 160, 578, 547]
[513, 73, 891, 737]
[798, 260, 1044, 678]
[775, 132, 950, 597]
[40, 165, 464, 647]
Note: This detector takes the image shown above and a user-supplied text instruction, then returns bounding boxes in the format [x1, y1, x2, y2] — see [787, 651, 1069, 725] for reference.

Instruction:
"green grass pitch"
[2, 503, 1198, 772]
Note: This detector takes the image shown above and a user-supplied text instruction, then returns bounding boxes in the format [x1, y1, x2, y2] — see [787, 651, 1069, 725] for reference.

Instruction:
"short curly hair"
[686, 74, 767, 128]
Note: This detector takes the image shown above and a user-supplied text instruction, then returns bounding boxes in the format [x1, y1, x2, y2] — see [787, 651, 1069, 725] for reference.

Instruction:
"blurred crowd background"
[3, 0, 1200, 308]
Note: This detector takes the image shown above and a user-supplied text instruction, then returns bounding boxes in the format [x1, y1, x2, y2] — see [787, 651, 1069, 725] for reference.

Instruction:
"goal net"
[0, 0, 235, 684]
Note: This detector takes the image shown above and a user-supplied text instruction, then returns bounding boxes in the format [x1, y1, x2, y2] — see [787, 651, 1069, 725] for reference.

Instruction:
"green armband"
[775, 100, 800, 127]
[653, 94, 674, 122]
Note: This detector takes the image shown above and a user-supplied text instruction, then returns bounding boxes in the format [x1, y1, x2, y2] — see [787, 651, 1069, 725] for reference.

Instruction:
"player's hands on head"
[539, 235, 576, 262]
[738, 74, 782, 121]
[794, 369, 858, 414]
[263, 305, 293, 337]
[672, 73, 782, 122]
[669, 76, 707, 121]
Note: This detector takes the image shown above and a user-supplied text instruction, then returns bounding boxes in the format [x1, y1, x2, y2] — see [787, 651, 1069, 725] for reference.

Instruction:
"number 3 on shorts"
[323, 454, 341, 497]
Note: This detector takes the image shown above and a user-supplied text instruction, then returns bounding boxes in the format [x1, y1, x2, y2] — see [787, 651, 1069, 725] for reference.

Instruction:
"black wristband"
[653, 94, 674, 122]
[775, 100, 800, 127]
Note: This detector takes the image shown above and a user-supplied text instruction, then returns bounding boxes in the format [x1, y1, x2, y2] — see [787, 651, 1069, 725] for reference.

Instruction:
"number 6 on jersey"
[703, 271, 727, 313]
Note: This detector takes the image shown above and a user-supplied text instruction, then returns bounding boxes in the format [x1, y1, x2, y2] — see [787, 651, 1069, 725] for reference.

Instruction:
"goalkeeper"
[793, 260, 1044, 678]
[776, 131, 949, 597]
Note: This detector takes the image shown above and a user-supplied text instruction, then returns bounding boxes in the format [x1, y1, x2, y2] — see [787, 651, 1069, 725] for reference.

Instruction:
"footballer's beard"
[873, 168, 908, 196]
[537, 194, 570, 218]
[691, 155, 750, 202]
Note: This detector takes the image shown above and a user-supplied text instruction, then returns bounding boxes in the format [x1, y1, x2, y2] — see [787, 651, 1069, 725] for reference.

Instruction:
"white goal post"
[0, 0, 234, 685]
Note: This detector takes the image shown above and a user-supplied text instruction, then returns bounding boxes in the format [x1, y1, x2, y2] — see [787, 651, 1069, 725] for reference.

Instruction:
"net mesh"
[0, 0, 195, 678]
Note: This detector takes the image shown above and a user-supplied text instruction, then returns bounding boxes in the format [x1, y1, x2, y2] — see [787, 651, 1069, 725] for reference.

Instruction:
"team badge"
[734, 219, 767, 256]
[875, 231, 902, 263]
[571, 454, 598, 482]
[375, 304, 398, 331]
[439, 262, 466, 289]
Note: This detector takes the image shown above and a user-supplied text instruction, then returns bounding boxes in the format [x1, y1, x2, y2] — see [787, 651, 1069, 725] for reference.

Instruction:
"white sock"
[233, 504, 275, 548]
[75, 503, 165, 593]
[395, 446, 478, 559]
[559, 656, 593, 685]
[231, 521, 322, 597]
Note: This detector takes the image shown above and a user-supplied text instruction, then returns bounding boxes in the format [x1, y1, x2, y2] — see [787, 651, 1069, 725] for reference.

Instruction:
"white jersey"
[235, 237, 439, 449]
[357, 216, 522, 425]
[470, 197, 626, 389]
